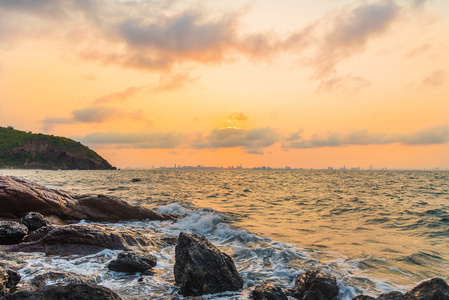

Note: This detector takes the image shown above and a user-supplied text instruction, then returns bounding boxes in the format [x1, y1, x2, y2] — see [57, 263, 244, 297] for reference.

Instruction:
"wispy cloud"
[283, 124, 449, 149]
[152, 72, 201, 93]
[421, 70, 448, 87]
[76, 130, 187, 149]
[42, 106, 146, 131]
[191, 127, 281, 154]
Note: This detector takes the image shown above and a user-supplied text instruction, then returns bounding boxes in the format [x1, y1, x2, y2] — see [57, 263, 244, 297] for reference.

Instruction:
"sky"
[0, 0, 448, 169]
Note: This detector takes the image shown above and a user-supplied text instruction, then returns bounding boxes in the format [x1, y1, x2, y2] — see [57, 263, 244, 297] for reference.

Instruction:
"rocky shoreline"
[1, 175, 448, 299]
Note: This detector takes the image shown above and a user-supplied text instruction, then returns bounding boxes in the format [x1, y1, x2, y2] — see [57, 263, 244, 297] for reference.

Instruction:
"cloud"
[152, 72, 201, 93]
[422, 70, 448, 87]
[283, 124, 449, 149]
[75, 130, 187, 149]
[42, 106, 146, 130]
[94, 85, 147, 104]
[316, 75, 370, 95]
[191, 127, 281, 154]
[0, 0, 431, 94]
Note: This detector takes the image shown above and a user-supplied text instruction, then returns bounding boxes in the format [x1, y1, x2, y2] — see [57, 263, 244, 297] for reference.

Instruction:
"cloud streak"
[42, 106, 145, 130]
[283, 124, 449, 149]
[76, 130, 187, 149]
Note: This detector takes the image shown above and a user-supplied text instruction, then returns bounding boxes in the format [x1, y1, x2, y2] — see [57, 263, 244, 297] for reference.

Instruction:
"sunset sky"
[1, 0, 448, 169]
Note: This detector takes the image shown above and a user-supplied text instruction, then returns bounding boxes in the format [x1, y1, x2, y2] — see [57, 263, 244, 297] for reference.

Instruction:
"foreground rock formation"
[0, 282, 122, 300]
[0, 175, 175, 222]
[286, 270, 339, 300]
[108, 251, 157, 273]
[1, 224, 155, 255]
[174, 232, 243, 296]
[252, 282, 288, 300]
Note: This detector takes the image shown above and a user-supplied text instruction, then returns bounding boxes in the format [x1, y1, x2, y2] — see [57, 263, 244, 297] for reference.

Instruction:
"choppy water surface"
[1, 169, 449, 299]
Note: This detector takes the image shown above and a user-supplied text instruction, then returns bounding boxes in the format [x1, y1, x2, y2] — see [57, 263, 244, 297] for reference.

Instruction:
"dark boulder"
[0, 175, 175, 222]
[252, 282, 288, 300]
[288, 270, 339, 300]
[0, 222, 28, 245]
[174, 232, 243, 296]
[108, 251, 157, 273]
[30, 271, 96, 288]
[0, 283, 122, 300]
[1, 224, 155, 255]
[377, 291, 404, 300]
[352, 295, 376, 300]
[0, 268, 21, 296]
[352, 296, 375, 300]
[20, 212, 49, 231]
[404, 278, 449, 300]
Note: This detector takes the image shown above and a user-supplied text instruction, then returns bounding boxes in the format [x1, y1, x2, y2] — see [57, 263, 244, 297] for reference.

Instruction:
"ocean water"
[1, 169, 448, 299]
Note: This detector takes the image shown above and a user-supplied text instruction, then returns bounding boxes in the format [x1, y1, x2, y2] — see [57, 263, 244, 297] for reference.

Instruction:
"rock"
[252, 282, 288, 300]
[0, 175, 176, 222]
[404, 278, 449, 300]
[0, 222, 28, 245]
[20, 212, 49, 231]
[0, 283, 122, 300]
[30, 271, 96, 288]
[377, 291, 404, 300]
[1, 224, 155, 255]
[108, 251, 157, 273]
[131, 178, 141, 182]
[352, 296, 375, 300]
[174, 232, 243, 296]
[0, 268, 21, 296]
[288, 270, 339, 300]
[0, 253, 27, 271]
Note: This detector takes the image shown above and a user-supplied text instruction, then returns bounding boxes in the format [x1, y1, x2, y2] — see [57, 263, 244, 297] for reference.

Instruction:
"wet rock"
[0, 283, 122, 300]
[352, 296, 375, 300]
[20, 212, 49, 231]
[0, 175, 175, 222]
[0, 268, 21, 296]
[352, 295, 375, 300]
[108, 251, 157, 273]
[174, 232, 243, 296]
[0, 254, 27, 272]
[30, 271, 96, 288]
[404, 278, 449, 300]
[288, 270, 339, 300]
[2, 224, 155, 255]
[252, 282, 288, 300]
[0, 222, 28, 245]
[377, 291, 404, 300]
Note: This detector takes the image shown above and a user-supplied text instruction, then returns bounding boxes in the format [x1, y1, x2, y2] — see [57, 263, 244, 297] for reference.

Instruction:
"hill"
[0, 126, 115, 170]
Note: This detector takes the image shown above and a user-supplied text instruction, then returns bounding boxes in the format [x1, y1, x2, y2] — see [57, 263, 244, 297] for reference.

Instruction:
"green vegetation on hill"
[0, 126, 115, 170]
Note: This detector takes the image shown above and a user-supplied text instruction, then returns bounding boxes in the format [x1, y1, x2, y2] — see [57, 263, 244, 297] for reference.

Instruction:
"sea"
[0, 169, 448, 299]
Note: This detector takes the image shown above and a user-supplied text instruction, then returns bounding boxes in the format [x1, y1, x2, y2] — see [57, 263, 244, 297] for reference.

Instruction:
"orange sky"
[0, 0, 448, 169]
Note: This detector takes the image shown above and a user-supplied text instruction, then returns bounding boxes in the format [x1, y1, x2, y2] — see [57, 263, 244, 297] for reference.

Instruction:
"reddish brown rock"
[0, 175, 175, 222]
[1, 224, 155, 255]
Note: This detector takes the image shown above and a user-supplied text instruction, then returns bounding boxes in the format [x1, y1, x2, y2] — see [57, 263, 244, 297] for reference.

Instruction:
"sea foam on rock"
[174, 232, 243, 296]
[352, 277, 449, 300]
